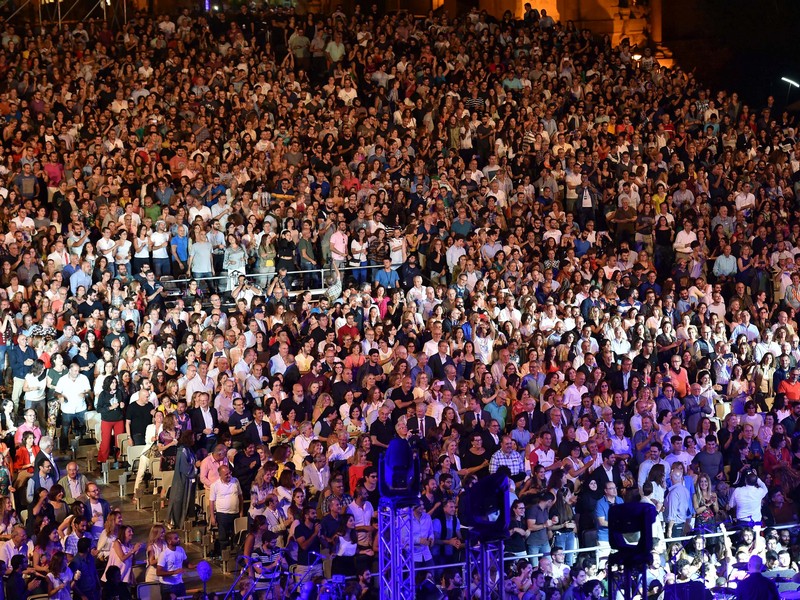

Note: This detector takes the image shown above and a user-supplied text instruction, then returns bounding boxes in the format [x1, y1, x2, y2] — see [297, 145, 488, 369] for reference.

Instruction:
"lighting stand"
[377, 498, 416, 600]
[465, 534, 505, 600]
[608, 551, 649, 600]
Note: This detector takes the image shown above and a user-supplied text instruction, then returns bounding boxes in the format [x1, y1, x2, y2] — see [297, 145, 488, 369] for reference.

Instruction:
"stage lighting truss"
[377, 499, 417, 600]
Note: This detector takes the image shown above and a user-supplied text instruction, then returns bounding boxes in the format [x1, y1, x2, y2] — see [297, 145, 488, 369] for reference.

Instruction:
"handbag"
[144, 442, 161, 459]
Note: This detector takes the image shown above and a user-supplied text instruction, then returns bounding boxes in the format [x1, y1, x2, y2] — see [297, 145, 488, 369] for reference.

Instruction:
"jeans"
[135, 453, 151, 491]
[61, 410, 86, 445]
[153, 257, 172, 277]
[553, 531, 577, 566]
[0, 344, 8, 384]
[160, 583, 186, 600]
[353, 261, 368, 285]
[12, 377, 25, 408]
[301, 260, 321, 289]
[526, 541, 551, 566]
[215, 511, 237, 551]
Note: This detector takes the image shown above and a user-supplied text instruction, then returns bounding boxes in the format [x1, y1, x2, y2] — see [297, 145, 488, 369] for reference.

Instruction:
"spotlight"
[609, 502, 656, 558]
[378, 438, 420, 499]
[458, 472, 510, 542]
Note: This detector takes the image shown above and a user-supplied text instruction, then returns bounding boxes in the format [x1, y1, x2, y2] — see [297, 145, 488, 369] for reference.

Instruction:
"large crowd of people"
[0, 1, 798, 599]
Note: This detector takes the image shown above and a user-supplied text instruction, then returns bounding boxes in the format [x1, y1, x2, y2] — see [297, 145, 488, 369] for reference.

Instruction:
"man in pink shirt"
[199, 444, 226, 514]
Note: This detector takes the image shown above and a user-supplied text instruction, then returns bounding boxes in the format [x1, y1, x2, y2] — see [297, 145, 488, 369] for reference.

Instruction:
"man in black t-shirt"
[293, 506, 323, 579]
[227, 400, 252, 448]
[126, 390, 154, 446]
[232, 443, 260, 500]
[368, 406, 394, 464]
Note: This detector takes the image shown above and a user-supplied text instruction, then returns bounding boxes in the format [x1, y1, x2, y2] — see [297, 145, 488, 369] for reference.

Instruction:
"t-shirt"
[228, 410, 252, 442]
[127, 401, 153, 440]
[189, 241, 213, 273]
[55, 374, 90, 413]
[158, 545, 188, 585]
[595, 496, 623, 541]
[525, 503, 550, 545]
[294, 521, 321, 566]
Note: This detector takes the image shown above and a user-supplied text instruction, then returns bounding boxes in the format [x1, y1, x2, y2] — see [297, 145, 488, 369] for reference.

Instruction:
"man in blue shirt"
[713, 244, 737, 283]
[595, 480, 623, 561]
[374, 258, 399, 289]
[665, 463, 694, 538]
[70, 261, 94, 296]
[170, 224, 190, 276]
[69, 538, 100, 600]
[9, 334, 37, 410]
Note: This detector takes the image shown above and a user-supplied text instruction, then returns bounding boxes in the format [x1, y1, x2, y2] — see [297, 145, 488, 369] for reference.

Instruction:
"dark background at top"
[663, 0, 800, 109]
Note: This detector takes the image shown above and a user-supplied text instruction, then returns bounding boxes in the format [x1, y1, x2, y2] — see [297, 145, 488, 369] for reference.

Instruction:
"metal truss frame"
[465, 538, 505, 600]
[608, 552, 650, 600]
[378, 499, 416, 600]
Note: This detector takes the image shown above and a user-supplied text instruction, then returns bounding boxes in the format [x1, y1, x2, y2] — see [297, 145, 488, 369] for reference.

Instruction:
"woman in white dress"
[388, 227, 406, 267]
[145, 524, 166, 582]
[223, 234, 247, 292]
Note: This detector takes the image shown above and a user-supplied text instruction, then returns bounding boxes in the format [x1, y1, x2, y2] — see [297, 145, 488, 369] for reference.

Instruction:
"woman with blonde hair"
[312, 393, 333, 423]
[145, 524, 166, 582]
[96, 509, 123, 561]
[102, 525, 142, 584]
[250, 468, 273, 519]
[292, 421, 316, 469]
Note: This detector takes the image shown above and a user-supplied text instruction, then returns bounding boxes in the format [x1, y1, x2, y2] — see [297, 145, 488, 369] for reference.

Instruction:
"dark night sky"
[664, 0, 800, 109]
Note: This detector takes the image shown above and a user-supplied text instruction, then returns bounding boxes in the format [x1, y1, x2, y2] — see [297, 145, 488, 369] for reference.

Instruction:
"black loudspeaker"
[663, 581, 707, 600]
[378, 438, 420, 499]
[457, 472, 510, 542]
[608, 502, 656, 555]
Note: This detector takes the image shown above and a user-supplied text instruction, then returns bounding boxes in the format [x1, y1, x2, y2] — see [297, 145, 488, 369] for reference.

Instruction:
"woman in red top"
[764, 433, 799, 493]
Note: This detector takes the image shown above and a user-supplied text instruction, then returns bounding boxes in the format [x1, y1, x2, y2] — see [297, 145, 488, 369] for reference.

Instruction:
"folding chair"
[233, 515, 249, 548]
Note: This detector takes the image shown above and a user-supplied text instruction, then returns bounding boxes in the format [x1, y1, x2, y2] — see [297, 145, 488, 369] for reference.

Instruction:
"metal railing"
[412, 521, 800, 575]
[162, 262, 385, 298]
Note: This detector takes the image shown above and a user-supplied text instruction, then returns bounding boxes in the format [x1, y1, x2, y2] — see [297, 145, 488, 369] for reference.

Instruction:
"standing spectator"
[209, 465, 243, 554]
[45, 552, 74, 600]
[157, 532, 192, 599]
[595, 481, 623, 561]
[53, 363, 90, 447]
[9, 334, 37, 411]
[166, 431, 198, 530]
[95, 377, 125, 465]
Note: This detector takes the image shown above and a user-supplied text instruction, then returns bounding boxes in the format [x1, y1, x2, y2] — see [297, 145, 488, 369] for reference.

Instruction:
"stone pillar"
[650, 0, 662, 44]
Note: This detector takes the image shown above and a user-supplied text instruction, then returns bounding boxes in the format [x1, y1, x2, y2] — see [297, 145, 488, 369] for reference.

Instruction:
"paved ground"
[62, 445, 238, 597]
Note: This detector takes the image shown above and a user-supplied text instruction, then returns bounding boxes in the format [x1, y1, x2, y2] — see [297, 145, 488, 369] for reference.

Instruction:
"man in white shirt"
[673, 220, 697, 259]
[0, 526, 27, 573]
[54, 362, 90, 444]
[728, 470, 768, 524]
[150, 220, 171, 277]
[209, 465, 243, 553]
[734, 182, 756, 214]
[327, 430, 355, 463]
[303, 453, 331, 497]
[157, 531, 191, 598]
[185, 362, 215, 404]
[347, 484, 375, 547]
[562, 371, 589, 410]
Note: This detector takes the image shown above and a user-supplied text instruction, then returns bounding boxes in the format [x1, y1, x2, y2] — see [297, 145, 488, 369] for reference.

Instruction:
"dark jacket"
[189, 406, 220, 444]
[82, 497, 111, 523]
[244, 419, 273, 447]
